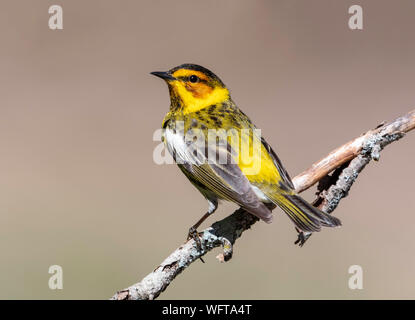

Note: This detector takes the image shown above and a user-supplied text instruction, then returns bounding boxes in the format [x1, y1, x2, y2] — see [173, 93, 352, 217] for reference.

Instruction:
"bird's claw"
[294, 228, 312, 247]
[187, 227, 205, 263]
[187, 227, 202, 251]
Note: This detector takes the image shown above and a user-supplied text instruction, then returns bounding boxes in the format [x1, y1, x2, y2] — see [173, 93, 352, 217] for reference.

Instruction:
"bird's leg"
[187, 212, 211, 250]
[187, 200, 218, 251]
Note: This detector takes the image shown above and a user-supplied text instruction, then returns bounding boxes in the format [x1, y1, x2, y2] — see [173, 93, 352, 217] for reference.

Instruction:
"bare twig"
[111, 109, 415, 300]
[293, 110, 415, 192]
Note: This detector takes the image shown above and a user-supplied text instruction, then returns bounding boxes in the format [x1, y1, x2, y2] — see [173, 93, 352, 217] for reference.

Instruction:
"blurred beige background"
[0, 0, 414, 299]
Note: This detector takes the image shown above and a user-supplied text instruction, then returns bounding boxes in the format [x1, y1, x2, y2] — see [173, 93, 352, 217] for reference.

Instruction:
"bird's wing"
[164, 126, 273, 223]
[191, 162, 273, 223]
[260, 136, 295, 191]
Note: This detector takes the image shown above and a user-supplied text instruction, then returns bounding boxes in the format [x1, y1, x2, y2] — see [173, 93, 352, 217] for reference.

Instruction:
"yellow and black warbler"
[151, 64, 341, 241]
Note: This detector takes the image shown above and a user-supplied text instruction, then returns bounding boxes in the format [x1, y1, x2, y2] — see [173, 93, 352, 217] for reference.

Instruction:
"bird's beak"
[150, 71, 176, 81]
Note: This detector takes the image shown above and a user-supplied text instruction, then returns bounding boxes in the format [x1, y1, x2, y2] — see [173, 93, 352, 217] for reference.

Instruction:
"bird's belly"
[238, 143, 282, 185]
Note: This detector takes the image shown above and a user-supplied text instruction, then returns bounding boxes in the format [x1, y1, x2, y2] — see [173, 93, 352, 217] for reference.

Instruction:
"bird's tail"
[272, 193, 341, 232]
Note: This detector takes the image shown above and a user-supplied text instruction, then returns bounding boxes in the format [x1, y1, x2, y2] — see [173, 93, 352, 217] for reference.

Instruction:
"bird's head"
[151, 64, 230, 113]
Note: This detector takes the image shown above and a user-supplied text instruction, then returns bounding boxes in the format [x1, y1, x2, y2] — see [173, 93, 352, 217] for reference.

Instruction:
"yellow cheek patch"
[172, 81, 229, 114]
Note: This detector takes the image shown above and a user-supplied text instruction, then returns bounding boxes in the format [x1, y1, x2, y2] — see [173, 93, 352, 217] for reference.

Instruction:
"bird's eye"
[189, 75, 199, 83]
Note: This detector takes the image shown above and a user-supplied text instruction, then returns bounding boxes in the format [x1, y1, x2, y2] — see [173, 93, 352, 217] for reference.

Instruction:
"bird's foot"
[187, 227, 205, 263]
[187, 227, 202, 251]
[294, 228, 312, 247]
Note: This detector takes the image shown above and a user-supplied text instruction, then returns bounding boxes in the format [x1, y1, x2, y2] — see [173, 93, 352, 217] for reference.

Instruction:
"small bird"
[151, 64, 341, 244]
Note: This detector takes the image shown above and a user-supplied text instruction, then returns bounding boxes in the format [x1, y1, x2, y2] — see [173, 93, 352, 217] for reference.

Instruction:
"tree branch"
[111, 109, 415, 300]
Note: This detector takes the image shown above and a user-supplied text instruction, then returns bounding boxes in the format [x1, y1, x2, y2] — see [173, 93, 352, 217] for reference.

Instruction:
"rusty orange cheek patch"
[185, 83, 213, 98]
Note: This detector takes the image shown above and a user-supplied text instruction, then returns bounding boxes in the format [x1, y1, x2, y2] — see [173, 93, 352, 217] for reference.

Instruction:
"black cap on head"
[169, 64, 225, 87]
